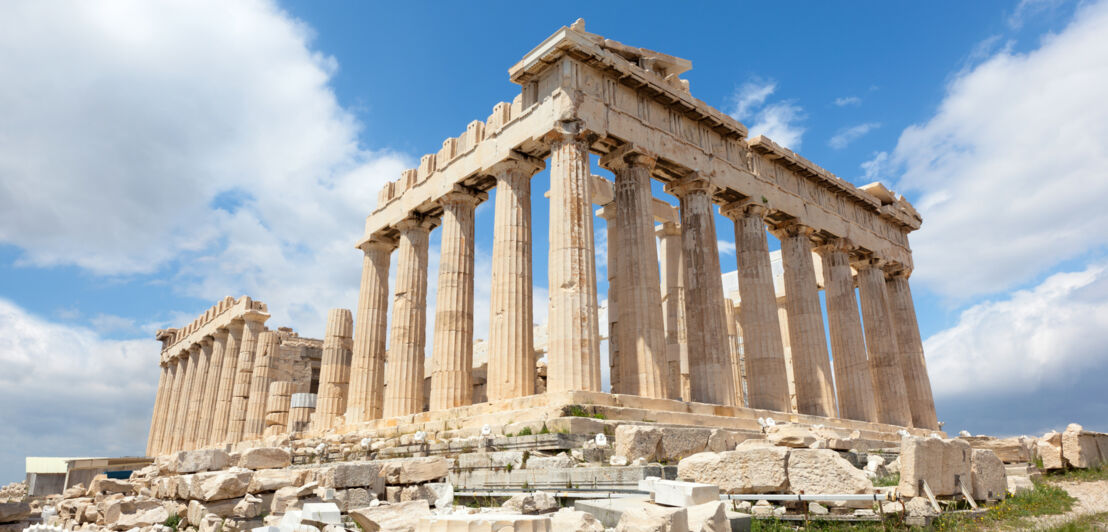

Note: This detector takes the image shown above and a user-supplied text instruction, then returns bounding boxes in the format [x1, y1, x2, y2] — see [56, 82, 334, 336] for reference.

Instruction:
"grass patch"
[874, 472, 900, 487]
[1043, 511, 1108, 531]
[518, 426, 533, 436]
[1046, 463, 1108, 483]
[932, 481, 1075, 530]
[163, 513, 181, 532]
[567, 405, 607, 419]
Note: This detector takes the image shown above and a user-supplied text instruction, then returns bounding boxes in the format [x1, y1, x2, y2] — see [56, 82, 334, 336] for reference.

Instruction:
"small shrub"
[874, 472, 900, 487]
[539, 423, 550, 435]
[163, 513, 181, 532]
[518, 426, 533, 436]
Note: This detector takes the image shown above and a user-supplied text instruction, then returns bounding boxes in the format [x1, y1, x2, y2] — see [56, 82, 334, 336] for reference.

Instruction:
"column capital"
[438, 185, 487, 208]
[851, 255, 886, 271]
[212, 328, 230, 340]
[595, 202, 616, 221]
[664, 172, 715, 198]
[394, 214, 439, 234]
[359, 235, 397, 254]
[815, 237, 855, 256]
[599, 143, 657, 172]
[883, 262, 913, 278]
[485, 152, 545, 177]
[719, 198, 769, 220]
[655, 220, 681, 237]
[225, 318, 245, 334]
[242, 310, 269, 324]
[200, 336, 215, 348]
[541, 119, 596, 146]
[776, 220, 815, 239]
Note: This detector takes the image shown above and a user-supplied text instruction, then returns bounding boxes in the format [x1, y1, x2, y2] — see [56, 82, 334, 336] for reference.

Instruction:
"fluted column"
[244, 330, 280, 439]
[721, 200, 790, 412]
[430, 189, 482, 410]
[162, 355, 188, 453]
[210, 320, 242, 444]
[170, 345, 200, 451]
[777, 223, 837, 417]
[227, 315, 265, 443]
[597, 205, 622, 395]
[346, 237, 395, 422]
[184, 339, 213, 449]
[265, 381, 293, 436]
[886, 270, 939, 429]
[723, 300, 744, 407]
[818, 239, 877, 422]
[487, 158, 543, 401]
[316, 308, 354, 429]
[146, 363, 170, 456]
[384, 216, 435, 418]
[600, 146, 668, 398]
[656, 221, 688, 401]
[195, 331, 228, 448]
[545, 122, 601, 393]
[667, 174, 732, 405]
[856, 258, 912, 427]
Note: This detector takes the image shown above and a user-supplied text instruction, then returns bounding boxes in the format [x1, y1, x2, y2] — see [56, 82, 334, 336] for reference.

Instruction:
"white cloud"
[1008, 0, 1067, 28]
[829, 122, 880, 150]
[728, 78, 806, 150]
[0, 299, 160, 483]
[717, 240, 736, 256]
[833, 96, 861, 107]
[0, 0, 408, 337]
[859, 151, 889, 183]
[887, 0, 1108, 299]
[926, 263, 1108, 400]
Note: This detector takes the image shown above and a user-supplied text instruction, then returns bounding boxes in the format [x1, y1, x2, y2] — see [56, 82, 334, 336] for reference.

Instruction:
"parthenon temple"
[146, 20, 938, 457]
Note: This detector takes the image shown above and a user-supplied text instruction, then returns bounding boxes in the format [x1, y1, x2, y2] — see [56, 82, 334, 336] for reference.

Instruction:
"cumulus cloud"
[885, 0, 1108, 299]
[829, 122, 880, 150]
[0, 0, 408, 336]
[0, 299, 160, 482]
[728, 78, 806, 150]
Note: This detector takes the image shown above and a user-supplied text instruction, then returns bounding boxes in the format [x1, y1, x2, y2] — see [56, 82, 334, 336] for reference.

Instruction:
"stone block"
[615, 425, 662, 462]
[174, 449, 233, 474]
[239, 448, 291, 470]
[898, 437, 971, 498]
[614, 500, 689, 532]
[112, 506, 169, 531]
[653, 480, 719, 508]
[573, 497, 652, 528]
[786, 449, 873, 507]
[1062, 423, 1105, 469]
[300, 502, 342, 526]
[961, 437, 1031, 464]
[526, 453, 575, 470]
[501, 491, 559, 514]
[549, 508, 604, 532]
[660, 428, 713, 462]
[686, 501, 729, 532]
[970, 449, 1007, 501]
[349, 500, 431, 532]
[198, 471, 253, 502]
[0, 502, 30, 524]
[87, 477, 133, 496]
[415, 513, 552, 532]
[248, 469, 307, 493]
[677, 448, 788, 494]
[456, 451, 524, 470]
[380, 457, 449, 485]
[319, 462, 384, 491]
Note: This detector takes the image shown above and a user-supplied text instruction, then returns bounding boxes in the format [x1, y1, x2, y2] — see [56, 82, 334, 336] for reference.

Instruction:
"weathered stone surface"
[898, 437, 971, 498]
[380, 457, 448, 485]
[239, 447, 291, 470]
[677, 448, 788, 494]
[174, 449, 232, 474]
[502, 491, 559, 514]
[904, 497, 937, 518]
[350, 500, 430, 532]
[271, 482, 319, 514]
[705, 430, 739, 453]
[549, 508, 604, 532]
[456, 451, 524, 470]
[319, 462, 383, 490]
[526, 453, 575, 470]
[685, 501, 728, 532]
[787, 449, 872, 507]
[765, 424, 818, 448]
[615, 500, 688, 532]
[62, 483, 87, 499]
[653, 480, 718, 508]
[198, 471, 252, 501]
[0, 502, 30, 523]
[233, 494, 265, 519]
[87, 477, 133, 496]
[248, 469, 307, 493]
[970, 449, 1007, 501]
[113, 506, 169, 531]
[1037, 431, 1066, 470]
[660, 428, 712, 462]
[1062, 423, 1105, 469]
[961, 437, 1031, 464]
[615, 425, 662, 462]
[416, 513, 553, 531]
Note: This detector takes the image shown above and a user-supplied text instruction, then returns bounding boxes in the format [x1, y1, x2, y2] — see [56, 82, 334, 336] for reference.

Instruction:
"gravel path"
[1027, 479, 1108, 530]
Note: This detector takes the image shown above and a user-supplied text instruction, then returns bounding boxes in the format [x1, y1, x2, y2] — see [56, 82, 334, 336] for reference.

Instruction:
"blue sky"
[2, 0, 1108, 483]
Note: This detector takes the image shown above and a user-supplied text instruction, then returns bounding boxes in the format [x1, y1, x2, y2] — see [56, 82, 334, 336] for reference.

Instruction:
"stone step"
[450, 465, 676, 491]
[573, 497, 752, 531]
[377, 433, 591, 459]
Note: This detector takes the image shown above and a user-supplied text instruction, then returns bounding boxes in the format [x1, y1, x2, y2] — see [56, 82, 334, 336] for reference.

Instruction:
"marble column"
[209, 320, 242, 445]
[778, 223, 837, 417]
[721, 200, 790, 412]
[487, 158, 543, 401]
[886, 270, 939, 429]
[667, 174, 733, 405]
[723, 300, 744, 407]
[162, 355, 188, 453]
[227, 315, 265, 443]
[431, 189, 481, 410]
[545, 122, 601, 393]
[171, 345, 200, 451]
[264, 381, 293, 436]
[244, 330, 281, 439]
[777, 298, 799, 413]
[196, 330, 228, 448]
[818, 239, 877, 422]
[600, 146, 668, 399]
[346, 237, 395, 422]
[184, 339, 213, 449]
[384, 217, 434, 418]
[146, 364, 170, 456]
[656, 221, 688, 401]
[597, 205, 622, 395]
[316, 308, 354, 429]
[856, 258, 912, 427]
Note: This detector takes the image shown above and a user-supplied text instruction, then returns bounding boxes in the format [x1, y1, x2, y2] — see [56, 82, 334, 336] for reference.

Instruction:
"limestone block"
[614, 500, 689, 532]
[335, 488, 376, 512]
[685, 501, 729, 532]
[970, 449, 1007, 501]
[677, 449, 788, 494]
[501, 491, 559, 514]
[1007, 475, 1034, 494]
[549, 508, 604, 532]
[349, 500, 431, 532]
[1037, 431, 1066, 470]
[706, 430, 740, 453]
[239, 448, 291, 470]
[1061, 423, 1105, 469]
[187, 500, 208, 526]
[765, 424, 818, 448]
[87, 477, 133, 496]
[112, 506, 168, 531]
[0, 502, 30, 523]
[897, 437, 971, 498]
[786, 450, 873, 507]
[904, 497, 937, 518]
[174, 449, 233, 474]
[318, 462, 383, 491]
[653, 480, 718, 508]
[198, 513, 223, 532]
[380, 457, 449, 485]
[300, 503, 342, 526]
[62, 483, 87, 499]
[247, 469, 307, 493]
[615, 425, 662, 462]
[271, 482, 319, 514]
[659, 428, 712, 463]
[526, 453, 575, 470]
[199, 471, 253, 502]
[233, 495, 265, 519]
[416, 514, 552, 532]
[456, 451, 525, 470]
[962, 437, 1031, 464]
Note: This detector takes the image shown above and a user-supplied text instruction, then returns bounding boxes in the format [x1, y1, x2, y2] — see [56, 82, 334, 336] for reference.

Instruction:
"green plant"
[873, 472, 900, 487]
[518, 426, 533, 436]
[591, 412, 606, 420]
[163, 513, 181, 532]
[505, 463, 513, 472]
[522, 450, 530, 468]
[539, 423, 550, 434]
[568, 405, 589, 417]
[1047, 463, 1108, 482]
